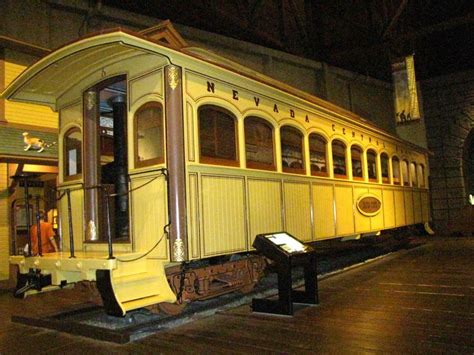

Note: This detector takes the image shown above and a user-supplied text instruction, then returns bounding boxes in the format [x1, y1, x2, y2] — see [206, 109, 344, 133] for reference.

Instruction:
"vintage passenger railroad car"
[2, 22, 430, 316]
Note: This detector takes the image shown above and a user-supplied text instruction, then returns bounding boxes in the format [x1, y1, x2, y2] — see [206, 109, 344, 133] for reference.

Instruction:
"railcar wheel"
[158, 301, 187, 315]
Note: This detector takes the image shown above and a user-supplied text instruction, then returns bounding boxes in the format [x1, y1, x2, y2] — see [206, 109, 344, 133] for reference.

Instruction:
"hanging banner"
[392, 55, 420, 124]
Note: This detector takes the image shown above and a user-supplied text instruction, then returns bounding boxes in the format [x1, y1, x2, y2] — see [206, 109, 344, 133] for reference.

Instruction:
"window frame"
[63, 126, 83, 182]
[244, 116, 276, 171]
[198, 105, 239, 167]
[332, 139, 348, 179]
[381, 152, 390, 183]
[401, 159, 410, 186]
[280, 125, 306, 175]
[410, 162, 418, 187]
[309, 133, 329, 177]
[350, 144, 364, 181]
[392, 156, 401, 185]
[134, 101, 165, 169]
[366, 149, 378, 182]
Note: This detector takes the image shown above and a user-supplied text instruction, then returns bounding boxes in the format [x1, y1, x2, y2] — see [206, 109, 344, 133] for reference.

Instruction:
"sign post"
[252, 232, 318, 316]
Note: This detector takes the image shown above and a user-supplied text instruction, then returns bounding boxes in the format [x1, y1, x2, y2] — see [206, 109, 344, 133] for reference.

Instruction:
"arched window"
[281, 126, 305, 174]
[418, 164, 425, 188]
[401, 160, 409, 186]
[351, 145, 363, 179]
[381, 153, 389, 183]
[199, 105, 238, 166]
[309, 133, 328, 176]
[392, 156, 401, 185]
[332, 140, 347, 178]
[367, 149, 378, 181]
[134, 102, 164, 168]
[64, 127, 82, 180]
[410, 162, 417, 187]
[245, 116, 275, 170]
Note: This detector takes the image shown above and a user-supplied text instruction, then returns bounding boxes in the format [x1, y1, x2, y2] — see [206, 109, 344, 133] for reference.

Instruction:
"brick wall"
[422, 70, 474, 234]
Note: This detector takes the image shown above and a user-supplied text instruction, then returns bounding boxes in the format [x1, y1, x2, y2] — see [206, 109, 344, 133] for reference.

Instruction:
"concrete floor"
[0, 236, 473, 354]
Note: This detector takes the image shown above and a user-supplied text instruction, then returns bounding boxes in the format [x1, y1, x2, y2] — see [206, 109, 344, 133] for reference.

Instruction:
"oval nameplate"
[356, 195, 382, 217]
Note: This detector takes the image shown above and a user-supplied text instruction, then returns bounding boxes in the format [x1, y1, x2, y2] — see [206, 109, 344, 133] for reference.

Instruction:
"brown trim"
[334, 173, 348, 179]
[0, 36, 50, 57]
[353, 176, 364, 181]
[382, 177, 390, 184]
[165, 65, 188, 262]
[0, 155, 57, 165]
[368, 178, 378, 183]
[311, 170, 329, 177]
[199, 156, 240, 167]
[133, 101, 165, 169]
[0, 47, 4, 122]
[282, 166, 306, 175]
[246, 161, 276, 171]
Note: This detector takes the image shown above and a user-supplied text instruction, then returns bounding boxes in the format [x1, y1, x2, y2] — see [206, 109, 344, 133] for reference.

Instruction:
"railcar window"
[64, 127, 82, 180]
[392, 157, 401, 185]
[332, 140, 347, 178]
[199, 105, 238, 166]
[309, 133, 328, 176]
[245, 116, 275, 170]
[410, 162, 417, 187]
[367, 149, 378, 181]
[134, 102, 164, 168]
[381, 153, 389, 183]
[281, 126, 305, 174]
[351, 145, 363, 179]
[401, 160, 409, 185]
[418, 164, 425, 188]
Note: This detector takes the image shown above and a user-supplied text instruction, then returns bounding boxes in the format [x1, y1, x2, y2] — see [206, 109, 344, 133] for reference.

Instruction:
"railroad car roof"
[1, 22, 429, 154]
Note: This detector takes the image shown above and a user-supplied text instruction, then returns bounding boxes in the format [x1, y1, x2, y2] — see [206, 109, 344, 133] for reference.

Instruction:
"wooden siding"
[335, 185, 355, 235]
[283, 181, 312, 242]
[130, 173, 168, 260]
[369, 187, 384, 230]
[382, 189, 396, 228]
[201, 175, 247, 257]
[312, 183, 335, 239]
[353, 186, 370, 233]
[247, 179, 282, 248]
[394, 189, 406, 226]
[4, 61, 58, 128]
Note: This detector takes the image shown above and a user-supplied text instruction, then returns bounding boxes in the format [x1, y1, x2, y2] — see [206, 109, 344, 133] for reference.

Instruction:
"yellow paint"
[335, 185, 355, 235]
[382, 189, 396, 228]
[0, 164, 9, 280]
[201, 175, 246, 256]
[130, 172, 169, 259]
[353, 187, 371, 232]
[394, 190, 406, 226]
[247, 179, 283, 247]
[129, 69, 163, 107]
[369, 188, 384, 230]
[283, 181, 312, 241]
[312, 183, 335, 239]
[404, 190, 415, 225]
[187, 173, 200, 259]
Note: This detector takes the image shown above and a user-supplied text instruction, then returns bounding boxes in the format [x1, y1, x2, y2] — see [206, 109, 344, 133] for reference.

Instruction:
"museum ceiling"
[102, 0, 474, 82]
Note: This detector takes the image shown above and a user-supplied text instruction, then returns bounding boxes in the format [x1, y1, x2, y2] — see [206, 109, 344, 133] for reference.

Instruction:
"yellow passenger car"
[1, 22, 430, 316]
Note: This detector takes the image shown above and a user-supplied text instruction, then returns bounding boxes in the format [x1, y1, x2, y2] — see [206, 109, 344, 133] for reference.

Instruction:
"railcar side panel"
[354, 187, 371, 233]
[382, 189, 396, 228]
[247, 178, 283, 248]
[413, 191, 423, 223]
[283, 181, 313, 242]
[335, 184, 356, 235]
[200, 175, 247, 257]
[404, 190, 415, 225]
[394, 189, 406, 226]
[369, 187, 385, 230]
[312, 182, 336, 239]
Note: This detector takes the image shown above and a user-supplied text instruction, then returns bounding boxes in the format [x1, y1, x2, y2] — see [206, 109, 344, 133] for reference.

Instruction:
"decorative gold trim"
[167, 66, 180, 90]
[86, 91, 96, 111]
[173, 238, 185, 261]
[86, 220, 97, 241]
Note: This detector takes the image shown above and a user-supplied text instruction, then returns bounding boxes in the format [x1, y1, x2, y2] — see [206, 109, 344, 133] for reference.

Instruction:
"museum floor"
[0, 236, 473, 354]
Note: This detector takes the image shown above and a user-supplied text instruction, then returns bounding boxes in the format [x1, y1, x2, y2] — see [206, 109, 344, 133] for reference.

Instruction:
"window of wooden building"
[309, 133, 328, 176]
[410, 162, 417, 187]
[199, 105, 238, 166]
[381, 153, 389, 183]
[392, 156, 401, 185]
[418, 164, 425, 188]
[244, 116, 275, 170]
[401, 159, 409, 186]
[64, 127, 82, 180]
[281, 126, 305, 174]
[351, 145, 363, 180]
[367, 149, 378, 181]
[332, 140, 347, 178]
[134, 102, 164, 168]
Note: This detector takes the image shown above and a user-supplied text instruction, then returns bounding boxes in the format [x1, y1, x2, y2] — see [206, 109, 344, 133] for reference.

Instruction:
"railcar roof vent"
[139, 20, 188, 49]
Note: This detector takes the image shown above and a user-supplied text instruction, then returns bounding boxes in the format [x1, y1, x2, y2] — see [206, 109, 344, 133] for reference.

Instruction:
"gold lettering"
[332, 124, 336, 131]
[254, 97, 260, 106]
[232, 90, 239, 100]
[273, 104, 279, 113]
[207, 81, 215, 93]
[290, 109, 295, 118]
[305, 115, 310, 123]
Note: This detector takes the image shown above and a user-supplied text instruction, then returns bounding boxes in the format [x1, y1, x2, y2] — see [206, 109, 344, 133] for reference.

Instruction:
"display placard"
[265, 233, 307, 254]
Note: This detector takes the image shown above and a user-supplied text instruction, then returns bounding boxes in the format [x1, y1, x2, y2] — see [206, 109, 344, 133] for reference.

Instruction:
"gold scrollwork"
[86, 91, 96, 111]
[167, 66, 180, 90]
[173, 238, 185, 261]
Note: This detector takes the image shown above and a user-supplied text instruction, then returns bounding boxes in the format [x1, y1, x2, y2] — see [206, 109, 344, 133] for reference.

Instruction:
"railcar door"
[83, 75, 130, 242]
